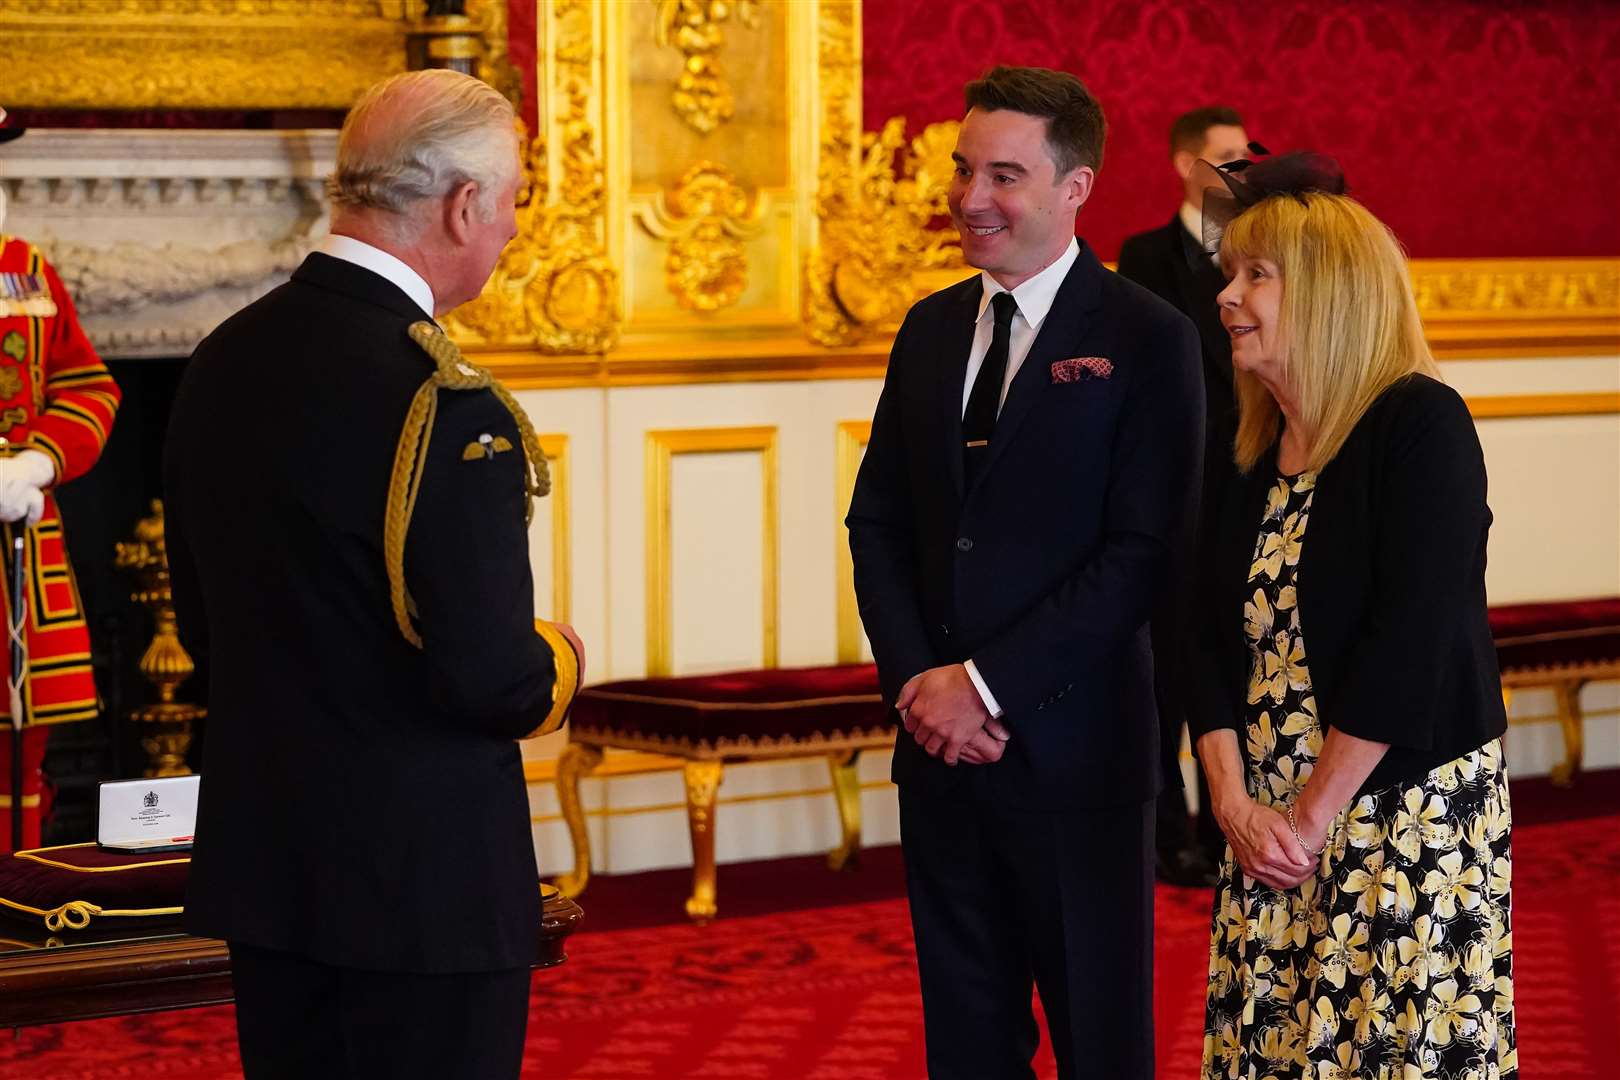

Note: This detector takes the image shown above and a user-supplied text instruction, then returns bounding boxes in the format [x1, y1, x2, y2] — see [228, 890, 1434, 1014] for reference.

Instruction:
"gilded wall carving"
[655, 0, 762, 135]
[0, 0, 519, 110]
[445, 0, 620, 352]
[806, 106, 963, 345]
[636, 162, 763, 313]
[1412, 263, 1620, 314]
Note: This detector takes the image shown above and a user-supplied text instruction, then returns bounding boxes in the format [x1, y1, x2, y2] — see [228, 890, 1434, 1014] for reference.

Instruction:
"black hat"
[1195, 144, 1347, 253]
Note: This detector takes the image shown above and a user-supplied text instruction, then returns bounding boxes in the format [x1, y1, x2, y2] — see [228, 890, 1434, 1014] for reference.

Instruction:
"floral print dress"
[1202, 470, 1517, 1080]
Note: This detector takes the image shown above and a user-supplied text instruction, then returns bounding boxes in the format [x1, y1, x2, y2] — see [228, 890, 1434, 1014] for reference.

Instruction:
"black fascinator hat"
[1194, 143, 1347, 253]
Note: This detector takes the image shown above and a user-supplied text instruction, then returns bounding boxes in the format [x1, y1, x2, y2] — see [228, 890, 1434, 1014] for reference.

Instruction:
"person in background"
[164, 71, 582, 1080]
[0, 107, 122, 853]
[1118, 106, 1251, 888]
[1188, 152, 1516, 1079]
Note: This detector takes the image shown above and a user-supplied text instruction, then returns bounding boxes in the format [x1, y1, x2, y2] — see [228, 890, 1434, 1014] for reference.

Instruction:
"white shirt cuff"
[963, 660, 1004, 719]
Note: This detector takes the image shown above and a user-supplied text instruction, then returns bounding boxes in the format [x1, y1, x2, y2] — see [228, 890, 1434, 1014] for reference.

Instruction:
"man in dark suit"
[847, 67, 1202, 1080]
[1117, 106, 1249, 887]
[164, 70, 582, 1080]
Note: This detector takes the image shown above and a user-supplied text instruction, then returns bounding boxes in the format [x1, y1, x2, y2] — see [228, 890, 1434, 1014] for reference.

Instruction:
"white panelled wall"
[515, 353, 1620, 879]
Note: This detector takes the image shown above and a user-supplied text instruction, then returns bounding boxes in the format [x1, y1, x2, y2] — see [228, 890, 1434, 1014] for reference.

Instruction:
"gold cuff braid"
[385, 322, 551, 649]
[530, 619, 581, 739]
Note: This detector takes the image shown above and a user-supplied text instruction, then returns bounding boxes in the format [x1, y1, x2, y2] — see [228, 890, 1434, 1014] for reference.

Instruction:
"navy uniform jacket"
[164, 254, 565, 973]
[847, 242, 1204, 810]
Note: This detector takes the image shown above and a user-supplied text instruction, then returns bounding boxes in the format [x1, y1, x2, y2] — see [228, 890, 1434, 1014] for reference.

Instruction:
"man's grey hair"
[328, 69, 517, 235]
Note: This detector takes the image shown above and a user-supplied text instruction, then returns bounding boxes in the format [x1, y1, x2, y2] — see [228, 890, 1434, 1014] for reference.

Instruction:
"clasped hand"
[896, 663, 1011, 766]
[1217, 797, 1323, 890]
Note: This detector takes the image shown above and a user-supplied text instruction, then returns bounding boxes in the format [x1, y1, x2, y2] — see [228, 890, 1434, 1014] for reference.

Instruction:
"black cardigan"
[1186, 374, 1507, 794]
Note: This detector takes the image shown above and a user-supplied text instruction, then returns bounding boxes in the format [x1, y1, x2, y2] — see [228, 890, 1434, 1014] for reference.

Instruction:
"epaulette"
[384, 321, 550, 649]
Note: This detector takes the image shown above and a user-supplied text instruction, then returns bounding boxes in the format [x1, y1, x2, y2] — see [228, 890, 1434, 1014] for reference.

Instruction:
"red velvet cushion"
[1489, 598, 1620, 673]
[570, 664, 892, 755]
[0, 843, 188, 932]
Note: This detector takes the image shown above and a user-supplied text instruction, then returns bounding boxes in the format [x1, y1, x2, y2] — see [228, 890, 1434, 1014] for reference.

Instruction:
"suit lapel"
[973, 243, 1105, 485]
[939, 278, 984, 500]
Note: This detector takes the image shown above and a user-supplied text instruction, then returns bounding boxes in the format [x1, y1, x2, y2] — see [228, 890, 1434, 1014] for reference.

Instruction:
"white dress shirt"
[959, 237, 1080, 720]
[316, 233, 437, 319]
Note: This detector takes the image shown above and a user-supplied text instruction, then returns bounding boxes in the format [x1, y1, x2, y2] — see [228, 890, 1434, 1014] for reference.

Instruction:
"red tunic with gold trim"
[0, 236, 120, 848]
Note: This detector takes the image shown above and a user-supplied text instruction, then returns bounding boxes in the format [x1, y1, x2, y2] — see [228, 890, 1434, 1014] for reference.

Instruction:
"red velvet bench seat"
[1490, 597, 1620, 786]
[552, 663, 894, 921]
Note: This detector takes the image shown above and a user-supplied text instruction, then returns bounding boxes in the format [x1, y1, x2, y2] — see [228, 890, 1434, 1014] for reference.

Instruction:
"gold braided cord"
[383, 381, 438, 648]
[384, 322, 552, 649]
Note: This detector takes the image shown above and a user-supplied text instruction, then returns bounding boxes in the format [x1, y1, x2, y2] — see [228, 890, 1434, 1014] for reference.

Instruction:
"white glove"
[0, 450, 56, 526]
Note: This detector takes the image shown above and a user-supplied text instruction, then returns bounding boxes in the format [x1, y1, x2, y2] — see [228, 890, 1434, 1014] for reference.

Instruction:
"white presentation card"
[97, 775, 200, 851]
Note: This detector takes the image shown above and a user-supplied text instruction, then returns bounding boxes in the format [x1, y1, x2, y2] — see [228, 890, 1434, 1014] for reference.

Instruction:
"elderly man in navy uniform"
[164, 71, 581, 1080]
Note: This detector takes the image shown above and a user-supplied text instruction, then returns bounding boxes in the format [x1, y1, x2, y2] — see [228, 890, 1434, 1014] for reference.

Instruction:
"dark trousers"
[229, 943, 531, 1080]
[899, 780, 1155, 1080]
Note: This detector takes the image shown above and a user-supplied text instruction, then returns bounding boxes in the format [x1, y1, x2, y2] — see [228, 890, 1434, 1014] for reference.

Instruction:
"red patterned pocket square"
[1051, 356, 1113, 383]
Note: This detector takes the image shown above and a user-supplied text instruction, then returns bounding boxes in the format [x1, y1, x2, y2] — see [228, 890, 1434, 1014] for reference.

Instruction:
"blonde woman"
[1187, 155, 1515, 1080]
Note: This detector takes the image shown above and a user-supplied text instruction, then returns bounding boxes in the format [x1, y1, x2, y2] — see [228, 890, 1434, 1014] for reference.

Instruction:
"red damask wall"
[863, 0, 1620, 260]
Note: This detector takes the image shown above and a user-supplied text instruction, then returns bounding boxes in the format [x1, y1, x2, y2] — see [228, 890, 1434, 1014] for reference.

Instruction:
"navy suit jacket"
[847, 242, 1204, 810]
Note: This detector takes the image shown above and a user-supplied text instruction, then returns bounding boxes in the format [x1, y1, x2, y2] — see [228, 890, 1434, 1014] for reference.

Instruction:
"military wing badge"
[462, 433, 515, 461]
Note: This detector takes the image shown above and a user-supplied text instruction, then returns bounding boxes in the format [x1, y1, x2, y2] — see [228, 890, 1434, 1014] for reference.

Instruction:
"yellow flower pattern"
[1204, 471, 1517, 1079]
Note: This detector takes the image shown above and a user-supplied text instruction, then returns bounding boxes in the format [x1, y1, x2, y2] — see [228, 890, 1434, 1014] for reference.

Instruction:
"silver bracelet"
[1285, 803, 1327, 857]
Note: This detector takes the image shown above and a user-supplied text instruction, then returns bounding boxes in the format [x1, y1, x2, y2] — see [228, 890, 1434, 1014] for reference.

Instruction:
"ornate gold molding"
[654, 0, 761, 134]
[806, 113, 961, 346]
[537, 434, 572, 622]
[634, 162, 764, 313]
[834, 420, 871, 664]
[449, 0, 621, 353]
[644, 426, 779, 677]
[1412, 258, 1620, 358]
[0, 1, 507, 110]
[1464, 392, 1620, 419]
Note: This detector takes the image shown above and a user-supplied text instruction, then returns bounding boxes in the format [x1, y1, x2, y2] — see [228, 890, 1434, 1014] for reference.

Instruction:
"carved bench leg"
[827, 750, 863, 871]
[684, 760, 724, 922]
[1550, 680, 1586, 788]
[553, 743, 604, 898]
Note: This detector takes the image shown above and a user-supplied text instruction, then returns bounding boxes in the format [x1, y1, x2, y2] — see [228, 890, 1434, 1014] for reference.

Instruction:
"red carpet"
[3, 771, 1618, 1078]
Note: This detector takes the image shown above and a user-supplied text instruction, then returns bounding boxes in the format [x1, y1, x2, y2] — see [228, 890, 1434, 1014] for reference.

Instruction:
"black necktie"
[963, 291, 1017, 483]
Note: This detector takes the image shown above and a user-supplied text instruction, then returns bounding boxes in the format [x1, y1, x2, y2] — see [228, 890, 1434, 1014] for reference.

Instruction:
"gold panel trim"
[1464, 392, 1620, 418]
[447, 0, 621, 352]
[1506, 704, 1620, 728]
[644, 426, 779, 677]
[537, 433, 571, 623]
[834, 420, 871, 663]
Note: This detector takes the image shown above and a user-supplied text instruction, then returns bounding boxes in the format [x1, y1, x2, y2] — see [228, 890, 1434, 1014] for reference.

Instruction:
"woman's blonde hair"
[1220, 192, 1438, 472]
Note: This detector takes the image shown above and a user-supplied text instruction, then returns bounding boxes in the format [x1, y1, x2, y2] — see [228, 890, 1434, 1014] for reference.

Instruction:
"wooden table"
[0, 889, 583, 1028]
